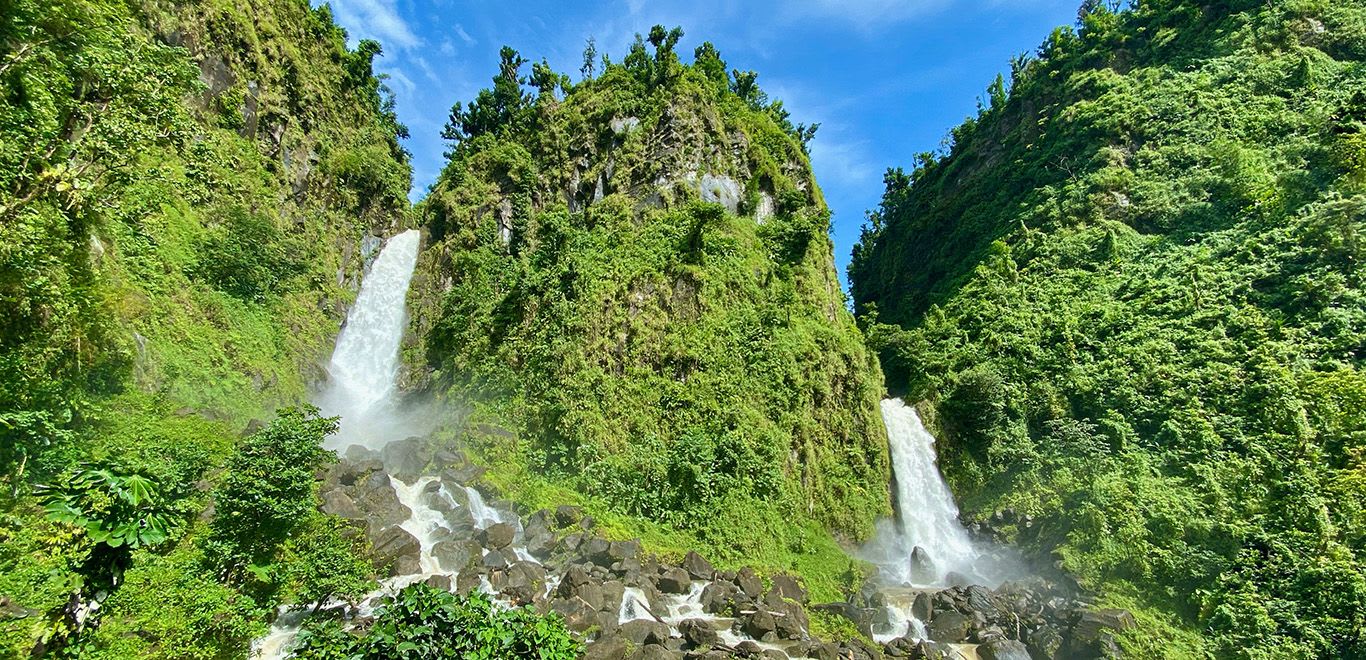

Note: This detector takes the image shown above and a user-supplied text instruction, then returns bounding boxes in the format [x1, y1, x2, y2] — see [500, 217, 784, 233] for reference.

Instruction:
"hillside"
[407, 33, 890, 579]
[849, 1, 1366, 656]
[0, 0, 409, 655]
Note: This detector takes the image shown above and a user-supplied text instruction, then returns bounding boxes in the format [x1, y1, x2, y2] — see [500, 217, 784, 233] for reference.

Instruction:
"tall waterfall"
[316, 229, 421, 450]
[863, 398, 985, 587]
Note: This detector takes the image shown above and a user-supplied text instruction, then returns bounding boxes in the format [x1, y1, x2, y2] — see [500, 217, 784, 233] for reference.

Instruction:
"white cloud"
[808, 134, 878, 187]
[330, 0, 421, 50]
[439, 39, 456, 56]
[454, 24, 476, 46]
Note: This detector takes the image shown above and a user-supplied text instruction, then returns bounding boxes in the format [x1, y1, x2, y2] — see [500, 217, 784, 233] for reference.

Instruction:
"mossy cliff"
[406, 35, 890, 568]
[849, 1, 1366, 656]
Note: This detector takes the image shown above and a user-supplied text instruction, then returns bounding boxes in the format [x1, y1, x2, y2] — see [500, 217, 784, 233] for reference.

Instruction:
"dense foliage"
[410, 28, 889, 570]
[289, 585, 581, 660]
[0, 0, 410, 655]
[849, 1, 1366, 656]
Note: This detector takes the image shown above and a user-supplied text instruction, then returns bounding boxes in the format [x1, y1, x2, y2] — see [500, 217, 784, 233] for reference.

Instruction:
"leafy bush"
[289, 585, 581, 659]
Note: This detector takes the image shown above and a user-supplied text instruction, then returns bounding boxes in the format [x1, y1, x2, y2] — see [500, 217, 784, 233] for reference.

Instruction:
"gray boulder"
[682, 551, 714, 580]
[619, 619, 671, 646]
[370, 526, 420, 576]
[979, 639, 1033, 660]
[655, 566, 691, 594]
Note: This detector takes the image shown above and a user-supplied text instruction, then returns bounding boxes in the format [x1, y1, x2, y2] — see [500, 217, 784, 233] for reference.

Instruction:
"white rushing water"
[317, 229, 422, 450]
[862, 398, 982, 587]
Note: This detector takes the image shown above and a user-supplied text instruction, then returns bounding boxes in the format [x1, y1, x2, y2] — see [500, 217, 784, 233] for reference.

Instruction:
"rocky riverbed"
[255, 436, 1140, 660]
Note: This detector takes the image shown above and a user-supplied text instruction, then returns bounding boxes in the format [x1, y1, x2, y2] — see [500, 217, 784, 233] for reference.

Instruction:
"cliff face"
[0, 0, 409, 654]
[849, 2, 1366, 656]
[408, 38, 889, 558]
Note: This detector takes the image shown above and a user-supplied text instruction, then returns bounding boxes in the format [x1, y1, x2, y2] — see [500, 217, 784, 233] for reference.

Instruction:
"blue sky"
[323, 0, 1079, 287]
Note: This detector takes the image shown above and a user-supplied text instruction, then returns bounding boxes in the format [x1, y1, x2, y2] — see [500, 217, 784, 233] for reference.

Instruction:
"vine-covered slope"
[409, 33, 889, 571]
[0, 0, 409, 655]
[850, 1, 1366, 656]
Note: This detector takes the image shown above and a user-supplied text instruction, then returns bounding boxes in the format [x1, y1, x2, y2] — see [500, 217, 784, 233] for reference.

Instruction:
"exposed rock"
[700, 581, 735, 614]
[423, 574, 452, 591]
[632, 644, 680, 660]
[768, 574, 807, 603]
[678, 618, 719, 648]
[619, 619, 671, 646]
[736, 567, 763, 598]
[351, 471, 411, 533]
[681, 551, 715, 581]
[550, 596, 598, 632]
[1027, 625, 1064, 659]
[320, 489, 362, 521]
[481, 549, 509, 570]
[480, 522, 516, 549]
[927, 610, 973, 643]
[432, 539, 480, 573]
[979, 639, 1031, 660]
[381, 437, 427, 479]
[912, 592, 933, 621]
[370, 526, 421, 576]
[655, 566, 692, 594]
[584, 635, 629, 660]
[742, 609, 778, 641]
[910, 546, 936, 584]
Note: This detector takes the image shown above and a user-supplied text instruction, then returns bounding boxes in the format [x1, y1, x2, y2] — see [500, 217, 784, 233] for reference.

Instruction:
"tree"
[206, 406, 338, 580]
[580, 37, 597, 80]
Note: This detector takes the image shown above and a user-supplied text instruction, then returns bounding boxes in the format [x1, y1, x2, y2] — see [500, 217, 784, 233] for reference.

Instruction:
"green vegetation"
[849, 1, 1366, 656]
[0, 0, 410, 655]
[409, 29, 889, 580]
[289, 585, 581, 659]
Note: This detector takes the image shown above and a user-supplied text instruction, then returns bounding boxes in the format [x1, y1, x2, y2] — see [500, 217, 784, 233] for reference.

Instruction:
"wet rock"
[423, 574, 452, 591]
[912, 592, 933, 621]
[320, 489, 362, 521]
[1027, 625, 1064, 659]
[632, 644, 681, 660]
[678, 618, 719, 648]
[370, 526, 420, 576]
[734, 641, 765, 657]
[455, 571, 481, 596]
[979, 639, 1031, 660]
[601, 580, 625, 614]
[808, 642, 842, 660]
[838, 638, 884, 660]
[772, 599, 808, 639]
[432, 539, 481, 573]
[381, 437, 427, 479]
[481, 549, 509, 570]
[349, 472, 410, 531]
[656, 566, 692, 594]
[580, 537, 611, 564]
[493, 561, 545, 604]
[927, 610, 972, 643]
[736, 567, 763, 598]
[768, 574, 806, 603]
[910, 546, 936, 583]
[944, 571, 973, 588]
[584, 635, 629, 660]
[682, 551, 714, 581]
[700, 581, 735, 614]
[556, 566, 605, 610]
[550, 596, 598, 632]
[619, 619, 671, 645]
[480, 522, 516, 549]
[526, 529, 557, 559]
[742, 609, 778, 641]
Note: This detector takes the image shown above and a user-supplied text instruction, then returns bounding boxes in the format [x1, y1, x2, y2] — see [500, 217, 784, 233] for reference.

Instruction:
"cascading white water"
[317, 229, 421, 450]
[862, 398, 981, 587]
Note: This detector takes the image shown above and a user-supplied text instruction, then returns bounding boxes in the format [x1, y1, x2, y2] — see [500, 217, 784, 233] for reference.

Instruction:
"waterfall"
[316, 229, 421, 450]
[862, 398, 983, 587]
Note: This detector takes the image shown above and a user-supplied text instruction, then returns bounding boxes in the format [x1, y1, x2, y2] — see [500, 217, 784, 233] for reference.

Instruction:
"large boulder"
[480, 522, 516, 549]
[351, 471, 411, 533]
[910, 546, 936, 584]
[768, 574, 807, 603]
[736, 567, 763, 598]
[370, 526, 421, 576]
[700, 581, 736, 614]
[678, 618, 719, 648]
[927, 610, 973, 643]
[682, 551, 715, 581]
[381, 436, 428, 479]
[979, 639, 1032, 660]
[742, 609, 778, 641]
[619, 619, 671, 646]
[431, 539, 481, 573]
[655, 566, 692, 594]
